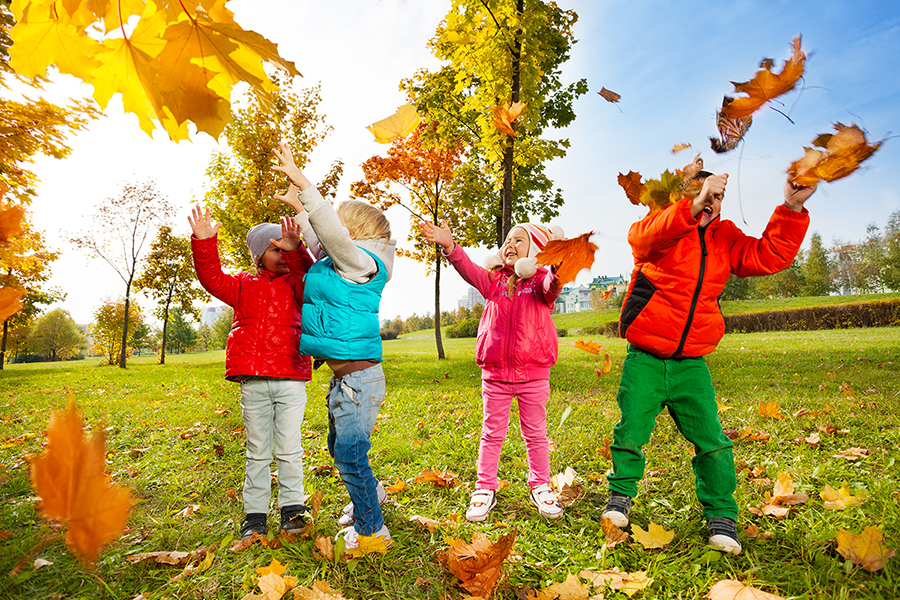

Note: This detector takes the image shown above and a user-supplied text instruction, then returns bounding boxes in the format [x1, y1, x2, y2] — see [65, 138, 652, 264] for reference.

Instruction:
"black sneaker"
[280, 505, 311, 534]
[240, 513, 267, 539]
[602, 491, 632, 527]
[707, 516, 742, 554]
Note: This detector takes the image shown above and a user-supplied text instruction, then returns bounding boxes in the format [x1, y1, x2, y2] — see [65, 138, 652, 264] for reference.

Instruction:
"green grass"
[2, 327, 899, 599]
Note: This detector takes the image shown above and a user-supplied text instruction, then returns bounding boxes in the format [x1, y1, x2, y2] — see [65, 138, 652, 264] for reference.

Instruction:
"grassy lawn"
[1, 327, 899, 599]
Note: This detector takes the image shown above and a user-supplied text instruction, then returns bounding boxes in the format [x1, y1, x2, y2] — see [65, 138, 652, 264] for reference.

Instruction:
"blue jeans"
[240, 377, 308, 514]
[326, 364, 385, 535]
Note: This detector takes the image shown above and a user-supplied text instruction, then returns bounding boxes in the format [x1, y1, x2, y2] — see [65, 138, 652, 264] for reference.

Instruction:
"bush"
[445, 317, 480, 338]
[556, 328, 568, 337]
[380, 329, 400, 341]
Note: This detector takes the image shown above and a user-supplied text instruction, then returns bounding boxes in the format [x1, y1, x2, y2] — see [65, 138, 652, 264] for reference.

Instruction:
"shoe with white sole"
[602, 491, 632, 527]
[335, 524, 392, 551]
[338, 481, 388, 527]
[465, 489, 497, 522]
[530, 484, 564, 519]
[707, 516, 742, 555]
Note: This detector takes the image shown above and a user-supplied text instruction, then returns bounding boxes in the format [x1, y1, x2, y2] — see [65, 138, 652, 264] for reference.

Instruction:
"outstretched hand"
[420, 220, 453, 251]
[188, 205, 220, 239]
[274, 182, 304, 214]
[783, 177, 817, 212]
[272, 141, 312, 191]
[270, 216, 301, 253]
[691, 174, 728, 217]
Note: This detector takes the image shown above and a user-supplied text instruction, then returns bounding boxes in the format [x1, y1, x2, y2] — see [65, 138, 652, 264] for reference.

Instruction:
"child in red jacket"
[189, 206, 314, 540]
[422, 220, 565, 522]
[603, 172, 816, 554]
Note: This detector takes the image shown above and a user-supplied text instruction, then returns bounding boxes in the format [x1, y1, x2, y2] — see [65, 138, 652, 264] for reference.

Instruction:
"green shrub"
[446, 317, 480, 338]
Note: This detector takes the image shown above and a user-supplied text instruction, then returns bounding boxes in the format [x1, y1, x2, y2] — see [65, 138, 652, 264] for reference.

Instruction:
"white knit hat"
[483, 223, 565, 278]
[246, 223, 282, 267]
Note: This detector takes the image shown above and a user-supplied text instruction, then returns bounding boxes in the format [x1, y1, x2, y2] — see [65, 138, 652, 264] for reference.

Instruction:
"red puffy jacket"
[191, 235, 314, 382]
[619, 198, 809, 358]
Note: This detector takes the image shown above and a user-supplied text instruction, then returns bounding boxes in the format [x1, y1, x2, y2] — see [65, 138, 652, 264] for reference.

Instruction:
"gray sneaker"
[707, 516, 742, 555]
[601, 491, 632, 527]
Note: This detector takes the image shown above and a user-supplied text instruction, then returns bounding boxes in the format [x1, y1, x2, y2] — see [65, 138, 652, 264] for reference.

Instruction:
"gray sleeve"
[292, 211, 325, 260]
[296, 186, 377, 283]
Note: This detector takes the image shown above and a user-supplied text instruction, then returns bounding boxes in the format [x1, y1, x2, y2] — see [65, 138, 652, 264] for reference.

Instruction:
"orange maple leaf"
[835, 526, 895, 572]
[0, 287, 24, 322]
[594, 353, 612, 377]
[439, 530, 516, 598]
[0, 205, 25, 243]
[671, 143, 692, 153]
[492, 102, 526, 137]
[598, 87, 621, 103]
[573, 338, 605, 355]
[600, 517, 630, 549]
[31, 399, 131, 563]
[789, 123, 882, 186]
[617, 171, 646, 206]
[720, 35, 806, 119]
[757, 401, 785, 419]
[414, 468, 460, 488]
[534, 232, 597, 286]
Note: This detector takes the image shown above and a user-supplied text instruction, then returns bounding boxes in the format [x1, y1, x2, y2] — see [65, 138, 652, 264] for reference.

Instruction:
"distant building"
[200, 305, 228, 327]
[458, 287, 485, 311]
[554, 275, 628, 314]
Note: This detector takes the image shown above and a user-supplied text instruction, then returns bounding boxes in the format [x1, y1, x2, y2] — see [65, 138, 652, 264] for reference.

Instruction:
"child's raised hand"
[692, 174, 728, 217]
[420, 219, 453, 251]
[271, 216, 301, 253]
[187, 205, 220, 239]
[783, 176, 817, 212]
[274, 182, 305, 214]
[272, 141, 312, 191]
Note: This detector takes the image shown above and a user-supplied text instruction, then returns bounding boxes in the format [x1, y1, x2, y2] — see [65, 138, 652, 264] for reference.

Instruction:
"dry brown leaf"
[671, 143, 692, 153]
[832, 447, 870, 461]
[294, 580, 346, 600]
[313, 536, 335, 562]
[599, 438, 611, 460]
[438, 530, 516, 598]
[31, 399, 131, 564]
[598, 87, 621, 103]
[710, 97, 753, 154]
[535, 232, 598, 286]
[617, 171, 646, 206]
[414, 469, 460, 488]
[835, 526, 895, 572]
[600, 517, 629, 549]
[706, 579, 786, 600]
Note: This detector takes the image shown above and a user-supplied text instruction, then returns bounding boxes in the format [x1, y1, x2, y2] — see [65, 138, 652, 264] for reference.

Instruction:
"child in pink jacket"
[422, 220, 565, 522]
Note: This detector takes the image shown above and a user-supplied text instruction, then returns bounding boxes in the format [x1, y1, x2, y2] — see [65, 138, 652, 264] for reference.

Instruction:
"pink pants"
[476, 379, 551, 490]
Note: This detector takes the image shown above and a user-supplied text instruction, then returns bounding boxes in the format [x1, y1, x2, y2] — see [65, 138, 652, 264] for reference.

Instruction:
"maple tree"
[26, 306, 85, 360]
[205, 81, 342, 269]
[8, 0, 299, 141]
[134, 225, 208, 364]
[89, 297, 145, 365]
[788, 122, 882, 187]
[70, 179, 171, 368]
[351, 121, 465, 359]
[403, 0, 587, 247]
[31, 399, 131, 564]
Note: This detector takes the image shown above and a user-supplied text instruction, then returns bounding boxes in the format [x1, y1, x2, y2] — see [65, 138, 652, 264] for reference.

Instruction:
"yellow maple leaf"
[820, 483, 866, 510]
[344, 533, 391, 558]
[9, 1, 103, 80]
[294, 580, 346, 600]
[367, 104, 422, 144]
[835, 526, 895, 572]
[581, 568, 653, 597]
[255, 558, 286, 578]
[632, 522, 675, 549]
[757, 401, 785, 419]
[533, 572, 589, 600]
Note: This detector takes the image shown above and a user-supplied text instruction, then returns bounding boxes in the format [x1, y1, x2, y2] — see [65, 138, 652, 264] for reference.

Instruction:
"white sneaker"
[530, 484, 564, 519]
[465, 489, 496, 522]
[335, 524, 392, 550]
[338, 481, 388, 527]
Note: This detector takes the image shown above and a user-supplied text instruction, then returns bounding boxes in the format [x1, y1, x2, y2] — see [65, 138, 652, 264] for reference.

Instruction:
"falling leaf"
[366, 104, 422, 144]
[598, 87, 621, 103]
[720, 35, 806, 119]
[31, 399, 131, 564]
[385, 479, 407, 492]
[414, 469, 460, 488]
[0, 205, 25, 243]
[671, 143, 692, 153]
[710, 97, 753, 154]
[438, 530, 516, 598]
[600, 517, 630, 549]
[679, 153, 705, 196]
[617, 171, 646, 206]
[757, 402, 785, 419]
[789, 123, 882, 186]
[594, 354, 612, 377]
[599, 437, 612, 460]
[632, 522, 675, 549]
[0, 287, 24, 322]
[835, 526, 895, 572]
[535, 232, 598, 285]
[821, 483, 866, 510]
[492, 101, 526, 137]
[573, 339, 605, 355]
[640, 170, 684, 213]
[706, 579, 786, 600]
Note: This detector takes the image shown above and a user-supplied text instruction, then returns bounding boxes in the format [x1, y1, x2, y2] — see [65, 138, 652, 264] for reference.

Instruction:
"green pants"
[608, 346, 738, 520]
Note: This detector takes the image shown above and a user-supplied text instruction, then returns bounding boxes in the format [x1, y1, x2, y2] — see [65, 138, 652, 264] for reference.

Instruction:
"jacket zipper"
[673, 226, 708, 357]
[505, 272, 518, 381]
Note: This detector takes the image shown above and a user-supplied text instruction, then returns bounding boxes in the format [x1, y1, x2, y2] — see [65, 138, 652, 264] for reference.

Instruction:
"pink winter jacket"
[445, 243, 562, 382]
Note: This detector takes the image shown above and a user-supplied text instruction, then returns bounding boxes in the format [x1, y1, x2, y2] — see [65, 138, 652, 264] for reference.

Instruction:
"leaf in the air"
[366, 104, 422, 144]
[672, 143, 692, 153]
[573, 338, 605, 355]
[534, 232, 597, 285]
[8, 2, 103, 80]
[598, 87, 621, 103]
[0, 288, 24, 322]
[640, 170, 683, 213]
[617, 171, 646, 206]
[30, 399, 131, 564]
[492, 101, 526, 137]
[789, 123, 882, 186]
[835, 526, 895, 572]
[720, 35, 806, 119]
[632, 522, 675, 549]
[710, 97, 752, 154]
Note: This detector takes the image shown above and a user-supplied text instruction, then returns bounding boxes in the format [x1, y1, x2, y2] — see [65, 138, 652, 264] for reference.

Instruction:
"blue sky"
[28, 0, 900, 323]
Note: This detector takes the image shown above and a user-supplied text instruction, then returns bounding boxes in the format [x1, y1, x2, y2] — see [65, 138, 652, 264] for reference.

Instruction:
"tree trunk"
[498, 0, 524, 247]
[119, 282, 131, 369]
[434, 243, 446, 359]
[160, 297, 171, 365]
[0, 319, 8, 370]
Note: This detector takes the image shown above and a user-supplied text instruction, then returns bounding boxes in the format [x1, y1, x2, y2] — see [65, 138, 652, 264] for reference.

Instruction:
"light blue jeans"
[240, 377, 308, 514]
[326, 364, 385, 535]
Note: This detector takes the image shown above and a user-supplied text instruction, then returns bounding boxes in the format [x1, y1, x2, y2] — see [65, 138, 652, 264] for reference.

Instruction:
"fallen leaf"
[581, 568, 653, 597]
[599, 438, 611, 460]
[385, 479, 407, 492]
[821, 483, 866, 510]
[31, 399, 131, 564]
[410, 515, 442, 533]
[256, 558, 287, 578]
[720, 35, 806, 119]
[344, 533, 391, 558]
[535, 232, 598, 286]
[33, 558, 53, 569]
[492, 102, 526, 137]
[294, 580, 346, 600]
[832, 447, 870, 461]
[438, 530, 516, 599]
[312, 536, 335, 561]
[174, 504, 201, 519]
[757, 402, 785, 419]
[600, 517, 629, 549]
[632, 522, 675, 549]
[706, 579, 786, 600]
[533, 572, 590, 600]
[598, 87, 621, 103]
[414, 469, 460, 488]
[835, 526, 895, 572]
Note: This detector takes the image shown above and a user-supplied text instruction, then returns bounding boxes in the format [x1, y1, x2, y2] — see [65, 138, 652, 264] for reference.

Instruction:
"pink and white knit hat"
[483, 222, 565, 278]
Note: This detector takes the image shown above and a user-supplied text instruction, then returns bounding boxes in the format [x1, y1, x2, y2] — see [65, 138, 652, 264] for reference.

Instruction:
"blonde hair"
[337, 200, 391, 241]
